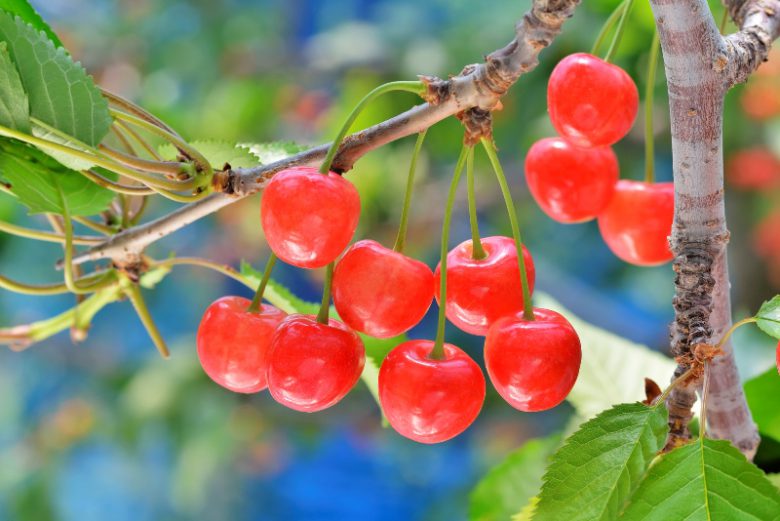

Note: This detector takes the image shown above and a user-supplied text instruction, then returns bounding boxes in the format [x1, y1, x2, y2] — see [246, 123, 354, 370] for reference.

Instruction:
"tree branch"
[70, 0, 581, 267]
[651, 0, 779, 459]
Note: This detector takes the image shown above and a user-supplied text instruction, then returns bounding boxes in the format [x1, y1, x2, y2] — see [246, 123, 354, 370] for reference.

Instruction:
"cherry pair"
[526, 53, 674, 266]
[197, 297, 365, 412]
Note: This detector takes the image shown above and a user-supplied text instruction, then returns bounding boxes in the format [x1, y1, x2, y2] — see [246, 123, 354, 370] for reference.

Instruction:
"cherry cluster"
[195, 132, 583, 443]
[526, 53, 674, 266]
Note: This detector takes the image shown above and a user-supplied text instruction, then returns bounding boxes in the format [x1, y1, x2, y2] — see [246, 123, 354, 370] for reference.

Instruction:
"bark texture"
[651, 0, 780, 458]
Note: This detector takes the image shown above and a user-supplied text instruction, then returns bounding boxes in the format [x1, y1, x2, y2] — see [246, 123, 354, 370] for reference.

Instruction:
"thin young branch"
[69, 0, 581, 267]
[650, 0, 779, 459]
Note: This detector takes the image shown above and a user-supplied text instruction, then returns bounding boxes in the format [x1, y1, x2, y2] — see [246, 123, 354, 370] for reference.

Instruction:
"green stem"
[645, 30, 660, 184]
[466, 147, 486, 260]
[110, 109, 211, 176]
[715, 317, 757, 350]
[604, 0, 635, 63]
[393, 130, 428, 253]
[247, 254, 277, 313]
[73, 215, 115, 235]
[700, 361, 711, 439]
[719, 8, 730, 34]
[123, 280, 170, 358]
[110, 124, 137, 156]
[99, 144, 189, 176]
[653, 366, 696, 407]
[319, 81, 425, 174]
[0, 219, 102, 245]
[0, 270, 110, 296]
[101, 88, 182, 138]
[481, 138, 534, 321]
[129, 196, 149, 226]
[431, 146, 470, 360]
[316, 262, 335, 324]
[591, 0, 628, 56]
[0, 123, 198, 192]
[114, 120, 163, 161]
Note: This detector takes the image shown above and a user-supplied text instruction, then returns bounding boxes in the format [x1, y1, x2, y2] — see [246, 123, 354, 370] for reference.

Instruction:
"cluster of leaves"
[469, 295, 780, 520]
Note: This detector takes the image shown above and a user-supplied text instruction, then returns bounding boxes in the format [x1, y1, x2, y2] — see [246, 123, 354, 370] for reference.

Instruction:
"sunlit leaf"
[756, 296, 780, 340]
[0, 41, 28, 132]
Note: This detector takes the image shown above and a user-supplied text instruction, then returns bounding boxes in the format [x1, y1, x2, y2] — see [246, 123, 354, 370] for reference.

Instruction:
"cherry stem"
[316, 262, 335, 324]
[719, 7, 730, 34]
[431, 146, 469, 360]
[466, 146, 487, 260]
[700, 361, 711, 439]
[715, 316, 757, 350]
[653, 366, 696, 407]
[247, 253, 277, 313]
[0, 270, 111, 296]
[591, 0, 628, 56]
[603, 0, 635, 63]
[123, 280, 170, 359]
[644, 30, 660, 185]
[114, 120, 163, 161]
[393, 129, 428, 253]
[0, 219, 102, 245]
[481, 138, 534, 321]
[319, 81, 425, 175]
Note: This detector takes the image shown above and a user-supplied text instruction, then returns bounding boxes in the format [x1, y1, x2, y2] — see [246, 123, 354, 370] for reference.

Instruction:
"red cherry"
[196, 296, 287, 393]
[485, 308, 581, 412]
[267, 314, 365, 412]
[525, 137, 619, 223]
[332, 240, 434, 338]
[726, 148, 780, 190]
[597, 180, 674, 266]
[379, 339, 485, 443]
[261, 166, 361, 268]
[433, 236, 535, 336]
[547, 53, 639, 147]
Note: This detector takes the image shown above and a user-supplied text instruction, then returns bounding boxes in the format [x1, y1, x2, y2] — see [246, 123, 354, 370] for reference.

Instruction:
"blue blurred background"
[0, 0, 779, 519]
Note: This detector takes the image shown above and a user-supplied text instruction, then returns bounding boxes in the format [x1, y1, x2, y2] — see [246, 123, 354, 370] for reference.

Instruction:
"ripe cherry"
[434, 236, 535, 336]
[196, 296, 287, 393]
[261, 166, 361, 269]
[485, 308, 581, 412]
[525, 137, 619, 223]
[547, 53, 638, 147]
[379, 340, 485, 443]
[332, 240, 434, 338]
[597, 180, 674, 266]
[267, 314, 365, 412]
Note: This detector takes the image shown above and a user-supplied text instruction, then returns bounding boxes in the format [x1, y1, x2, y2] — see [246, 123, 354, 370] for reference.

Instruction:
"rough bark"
[651, 0, 780, 458]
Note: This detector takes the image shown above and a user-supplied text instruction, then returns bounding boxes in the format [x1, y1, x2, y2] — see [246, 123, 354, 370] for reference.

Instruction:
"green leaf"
[769, 474, 780, 491]
[0, 11, 110, 147]
[159, 141, 261, 170]
[0, 139, 114, 215]
[0, 41, 28, 132]
[0, 0, 63, 48]
[533, 403, 669, 521]
[469, 435, 560, 521]
[534, 293, 676, 420]
[240, 141, 309, 164]
[744, 368, 780, 441]
[756, 296, 780, 340]
[512, 498, 539, 521]
[620, 438, 780, 520]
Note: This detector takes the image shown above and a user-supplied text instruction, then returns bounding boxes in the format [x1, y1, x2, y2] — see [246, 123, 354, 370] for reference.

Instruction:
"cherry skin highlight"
[266, 314, 365, 412]
[196, 296, 287, 393]
[332, 240, 434, 338]
[485, 308, 581, 412]
[597, 180, 675, 266]
[547, 53, 639, 147]
[525, 137, 619, 223]
[261, 166, 361, 269]
[379, 340, 485, 443]
[434, 236, 535, 336]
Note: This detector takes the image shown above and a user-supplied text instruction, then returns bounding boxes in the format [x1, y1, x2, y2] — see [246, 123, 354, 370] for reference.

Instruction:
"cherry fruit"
[547, 53, 638, 147]
[597, 180, 674, 266]
[379, 340, 485, 443]
[197, 296, 287, 393]
[261, 166, 361, 269]
[332, 240, 434, 338]
[434, 236, 535, 336]
[266, 314, 365, 412]
[525, 137, 619, 223]
[726, 148, 780, 190]
[485, 308, 581, 412]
